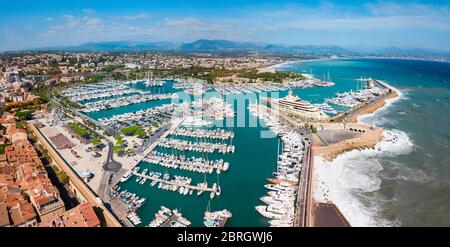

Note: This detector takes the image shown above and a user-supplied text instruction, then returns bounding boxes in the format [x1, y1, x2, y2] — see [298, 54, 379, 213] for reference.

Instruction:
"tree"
[91, 136, 102, 146]
[15, 110, 33, 120]
[57, 171, 69, 185]
[120, 125, 143, 136]
[135, 129, 147, 138]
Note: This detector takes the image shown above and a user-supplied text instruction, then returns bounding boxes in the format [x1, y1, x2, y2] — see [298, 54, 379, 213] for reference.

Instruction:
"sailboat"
[210, 183, 217, 199]
[216, 174, 221, 196]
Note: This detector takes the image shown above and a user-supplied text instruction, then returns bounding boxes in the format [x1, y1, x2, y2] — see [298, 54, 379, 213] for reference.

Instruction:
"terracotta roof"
[39, 202, 100, 227]
[0, 174, 14, 186]
[0, 203, 9, 226]
[9, 201, 36, 226]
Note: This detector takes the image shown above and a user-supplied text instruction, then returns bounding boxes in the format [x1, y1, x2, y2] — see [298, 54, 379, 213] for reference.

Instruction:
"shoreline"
[357, 80, 403, 123]
[310, 81, 401, 227]
[259, 58, 328, 73]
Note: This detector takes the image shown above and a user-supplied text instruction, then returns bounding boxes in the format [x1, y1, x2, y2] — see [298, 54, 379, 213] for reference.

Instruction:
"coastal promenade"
[294, 144, 312, 227]
[28, 121, 122, 227]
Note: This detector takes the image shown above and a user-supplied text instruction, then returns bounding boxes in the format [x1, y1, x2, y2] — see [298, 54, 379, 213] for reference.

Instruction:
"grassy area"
[120, 125, 147, 137]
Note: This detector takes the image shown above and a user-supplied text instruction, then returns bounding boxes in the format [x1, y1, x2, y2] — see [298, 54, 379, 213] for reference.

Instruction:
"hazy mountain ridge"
[29, 39, 450, 59]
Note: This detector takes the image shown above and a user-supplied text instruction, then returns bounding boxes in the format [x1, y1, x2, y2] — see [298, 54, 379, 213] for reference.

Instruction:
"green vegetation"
[135, 129, 147, 137]
[15, 121, 26, 129]
[0, 143, 10, 154]
[114, 135, 125, 146]
[112, 145, 124, 153]
[56, 170, 69, 185]
[91, 136, 102, 146]
[34, 93, 50, 103]
[15, 110, 34, 120]
[310, 125, 317, 133]
[115, 66, 305, 84]
[83, 75, 106, 84]
[120, 125, 147, 137]
[2, 98, 43, 112]
[238, 70, 305, 83]
[67, 122, 91, 138]
[61, 97, 82, 109]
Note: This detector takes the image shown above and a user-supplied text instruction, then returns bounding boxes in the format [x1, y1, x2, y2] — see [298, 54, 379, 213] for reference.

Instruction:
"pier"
[170, 128, 234, 140]
[82, 93, 176, 113]
[143, 151, 229, 174]
[158, 139, 235, 154]
[131, 172, 219, 194]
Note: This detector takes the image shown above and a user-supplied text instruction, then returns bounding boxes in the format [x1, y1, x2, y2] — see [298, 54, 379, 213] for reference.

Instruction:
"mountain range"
[31, 39, 450, 59]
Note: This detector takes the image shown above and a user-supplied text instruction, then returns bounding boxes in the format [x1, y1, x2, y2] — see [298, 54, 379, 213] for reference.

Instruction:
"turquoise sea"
[281, 58, 450, 226]
[85, 58, 450, 226]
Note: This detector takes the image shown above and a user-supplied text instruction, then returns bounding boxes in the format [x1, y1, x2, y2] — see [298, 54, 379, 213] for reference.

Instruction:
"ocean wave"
[313, 129, 413, 227]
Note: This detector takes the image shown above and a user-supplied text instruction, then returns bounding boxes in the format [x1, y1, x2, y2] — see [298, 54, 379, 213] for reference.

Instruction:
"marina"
[170, 128, 234, 140]
[325, 78, 389, 108]
[147, 206, 192, 227]
[203, 209, 232, 227]
[99, 103, 179, 130]
[71, 63, 382, 227]
[213, 76, 334, 95]
[248, 101, 305, 227]
[82, 93, 177, 112]
[158, 138, 235, 154]
[61, 81, 141, 102]
[131, 170, 221, 198]
[189, 97, 235, 120]
[143, 151, 230, 174]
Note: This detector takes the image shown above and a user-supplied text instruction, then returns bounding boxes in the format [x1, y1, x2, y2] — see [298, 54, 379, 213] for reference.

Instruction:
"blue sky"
[1, 0, 450, 51]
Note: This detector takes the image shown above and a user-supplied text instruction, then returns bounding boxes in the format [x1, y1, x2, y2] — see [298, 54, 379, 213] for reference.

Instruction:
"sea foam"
[314, 83, 414, 226]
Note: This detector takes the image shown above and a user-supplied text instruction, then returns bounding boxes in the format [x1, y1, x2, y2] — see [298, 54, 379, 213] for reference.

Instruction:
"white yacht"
[120, 170, 132, 182]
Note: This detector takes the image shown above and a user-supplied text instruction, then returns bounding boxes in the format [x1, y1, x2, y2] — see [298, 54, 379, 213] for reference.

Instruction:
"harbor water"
[84, 58, 450, 226]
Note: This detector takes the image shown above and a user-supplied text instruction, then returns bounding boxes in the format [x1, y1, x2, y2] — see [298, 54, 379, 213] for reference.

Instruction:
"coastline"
[259, 58, 330, 73]
[272, 58, 403, 227]
[357, 80, 403, 123]
[310, 81, 402, 227]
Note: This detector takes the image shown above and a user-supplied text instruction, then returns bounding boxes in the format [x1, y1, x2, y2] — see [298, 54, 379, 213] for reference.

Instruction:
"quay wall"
[28, 121, 122, 227]
[328, 90, 398, 123]
[347, 90, 398, 123]
[312, 127, 383, 161]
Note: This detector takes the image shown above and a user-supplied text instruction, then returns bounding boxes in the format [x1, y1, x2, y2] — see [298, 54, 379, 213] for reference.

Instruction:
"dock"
[143, 152, 229, 174]
[132, 172, 219, 194]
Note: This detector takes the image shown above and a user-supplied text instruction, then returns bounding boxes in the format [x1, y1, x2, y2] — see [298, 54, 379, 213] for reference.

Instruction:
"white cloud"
[113, 13, 151, 20]
[123, 13, 151, 20]
[84, 17, 102, 26]
[34, 2, 450, 50]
